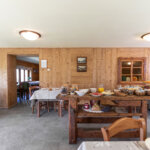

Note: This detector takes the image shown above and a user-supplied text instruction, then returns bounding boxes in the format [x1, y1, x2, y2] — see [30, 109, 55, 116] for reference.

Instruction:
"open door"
[7, 55, 17, 108]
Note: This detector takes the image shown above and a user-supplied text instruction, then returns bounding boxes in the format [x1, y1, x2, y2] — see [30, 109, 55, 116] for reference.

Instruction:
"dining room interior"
[1, 0, 150, 150]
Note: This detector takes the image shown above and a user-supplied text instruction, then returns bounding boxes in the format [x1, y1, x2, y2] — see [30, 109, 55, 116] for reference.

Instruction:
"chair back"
[29, 86, 40, 97]
[101, 117, 146, 141]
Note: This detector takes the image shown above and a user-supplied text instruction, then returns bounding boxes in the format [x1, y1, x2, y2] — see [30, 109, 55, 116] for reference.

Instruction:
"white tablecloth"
[30, 88, 62, 106]
[78, 141, 149, 150]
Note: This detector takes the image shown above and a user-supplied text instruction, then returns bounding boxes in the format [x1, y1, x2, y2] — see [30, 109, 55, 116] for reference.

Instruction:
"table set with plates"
[30, 88, 62, 117]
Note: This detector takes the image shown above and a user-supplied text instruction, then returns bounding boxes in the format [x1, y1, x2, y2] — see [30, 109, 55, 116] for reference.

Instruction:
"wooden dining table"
[58, 94, 150, 144]
[77, 141, 150, 150]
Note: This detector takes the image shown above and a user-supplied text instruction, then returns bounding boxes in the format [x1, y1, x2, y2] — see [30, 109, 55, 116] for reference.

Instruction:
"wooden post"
[69, 97, 77, 144]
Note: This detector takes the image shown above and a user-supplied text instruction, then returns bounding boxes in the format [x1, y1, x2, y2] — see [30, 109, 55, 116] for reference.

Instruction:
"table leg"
[141, 100, 147, 137]
[37, 101, 40, 117]
[58, 101, 62, 117]
[32, 106, 34, 114]
[47, 102, 49, 112]
[69, 99, 77, 144]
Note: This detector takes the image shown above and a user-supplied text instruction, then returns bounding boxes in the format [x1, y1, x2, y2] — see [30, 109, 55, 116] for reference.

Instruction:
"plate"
[83, 107, 103, 113]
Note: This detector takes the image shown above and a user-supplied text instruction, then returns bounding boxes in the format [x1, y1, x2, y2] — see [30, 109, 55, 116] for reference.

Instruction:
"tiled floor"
[0, 104, 150, 150]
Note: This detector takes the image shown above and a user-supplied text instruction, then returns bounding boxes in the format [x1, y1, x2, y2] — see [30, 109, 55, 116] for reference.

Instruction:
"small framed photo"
[77, 65, 87, 72]
[77, 57, 87, 64]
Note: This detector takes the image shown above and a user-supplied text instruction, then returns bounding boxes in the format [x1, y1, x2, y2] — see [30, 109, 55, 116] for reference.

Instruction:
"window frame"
[118, 57, 146, 84]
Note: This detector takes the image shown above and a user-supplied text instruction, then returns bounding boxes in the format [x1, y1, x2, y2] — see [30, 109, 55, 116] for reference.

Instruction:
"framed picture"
[77, 57, 87, 64]
[77, 65, 87, 72]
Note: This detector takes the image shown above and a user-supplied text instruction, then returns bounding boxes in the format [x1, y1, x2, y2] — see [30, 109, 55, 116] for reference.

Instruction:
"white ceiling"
[1, 0, 150, 47]
[16, 56, 39, 64]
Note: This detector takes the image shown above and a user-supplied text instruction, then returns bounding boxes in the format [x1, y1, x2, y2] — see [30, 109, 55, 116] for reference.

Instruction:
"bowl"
[79, 89, 89, 94]
[75, 91, 86, 96]
[90, 88, 97, 93]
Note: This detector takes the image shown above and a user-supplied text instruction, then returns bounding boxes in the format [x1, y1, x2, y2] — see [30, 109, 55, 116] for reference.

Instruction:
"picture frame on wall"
[77, 57, 87, 72]
[77, 57, 87, 64]
[77, 65, 87, 72]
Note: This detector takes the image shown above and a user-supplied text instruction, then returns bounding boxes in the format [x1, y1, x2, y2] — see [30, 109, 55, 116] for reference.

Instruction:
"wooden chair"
[29, 86, 41, 114]
[58, 83, 71, 117]
[29, 86, 40, 98]
[101, 117, 146, 141]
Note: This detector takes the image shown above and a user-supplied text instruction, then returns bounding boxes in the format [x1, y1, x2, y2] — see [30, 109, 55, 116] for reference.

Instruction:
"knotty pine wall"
[0, 48, 150, 108]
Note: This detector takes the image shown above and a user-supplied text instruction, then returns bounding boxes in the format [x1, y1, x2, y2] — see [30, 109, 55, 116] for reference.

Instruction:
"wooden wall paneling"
[144, 48, 150, 81]
[2, 48, 150, 108]
[39, 49, 52, 88]
[105, 49, 112, 90]
[7, 55, 17, 108]
[0, 49, 7, 108]
[111, 48, 118, 89]
[71, 48, 94, 88]
[92, 49, 97, 87]
[96, 49, 106, 89]
[117, 48, 145, 57]
[52, 49, 61, 87]
[59, 48, 71, 86]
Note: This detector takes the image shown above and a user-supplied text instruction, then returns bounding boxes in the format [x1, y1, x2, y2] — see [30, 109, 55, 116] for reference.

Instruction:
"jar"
[98, 84, 104, 93]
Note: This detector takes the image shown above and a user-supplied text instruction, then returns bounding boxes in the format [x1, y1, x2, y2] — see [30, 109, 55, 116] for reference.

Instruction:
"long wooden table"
[59, 95, 150, 144]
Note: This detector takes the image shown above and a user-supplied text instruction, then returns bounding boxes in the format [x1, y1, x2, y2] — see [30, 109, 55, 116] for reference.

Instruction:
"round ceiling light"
[19, 30, 41, 41]
[141, 33, 150, 41]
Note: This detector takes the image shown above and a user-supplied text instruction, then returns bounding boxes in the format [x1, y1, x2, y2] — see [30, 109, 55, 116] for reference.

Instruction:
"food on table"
[90, 88, 97, 93]
[143, 81, 150, 84]
[145, 89, 150, 95]
[84, 103, 89, 109]
[79, 89, 89, 93]
[75, 89, 89, 96]
[91, 103, 101, 111]
[135, 89, 146, 96]
[102, 90, 114, 96]
[91, 92, 103, 97]
[75, 91, 86, 96]
[115, 91, 127, 97]
[71, 84, 79, 91]
[98, 84, 104, 92]
[98, 88, 104, 92]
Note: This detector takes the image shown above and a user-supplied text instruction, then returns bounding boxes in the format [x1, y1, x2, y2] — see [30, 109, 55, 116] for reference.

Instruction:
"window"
[25, 70, 28, 81]
[29, 70, 32, 81]
[118, 57, 146, 84]
[21, 69, 24, 82]
[16, 69, 19, 83]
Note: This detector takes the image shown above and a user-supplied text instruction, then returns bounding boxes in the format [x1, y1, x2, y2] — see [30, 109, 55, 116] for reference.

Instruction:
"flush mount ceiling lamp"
[141, 33, 150, 41]
[19, 30, 41, 41]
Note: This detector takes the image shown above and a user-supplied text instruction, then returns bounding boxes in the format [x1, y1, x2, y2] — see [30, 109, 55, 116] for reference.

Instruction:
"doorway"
[7, 54, 39, 107]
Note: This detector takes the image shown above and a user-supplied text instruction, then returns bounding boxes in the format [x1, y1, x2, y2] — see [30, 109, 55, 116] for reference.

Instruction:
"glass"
[21, 69, 24, 82]
[25, 70, 28, 81]
[122, 61, 131, 67]
[122, 68, 130, 74]
[16, 69, 19, 83]
[133, 61, 142, 67]
[133, 68, 141, 74]
[98, 84, 104, 92]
